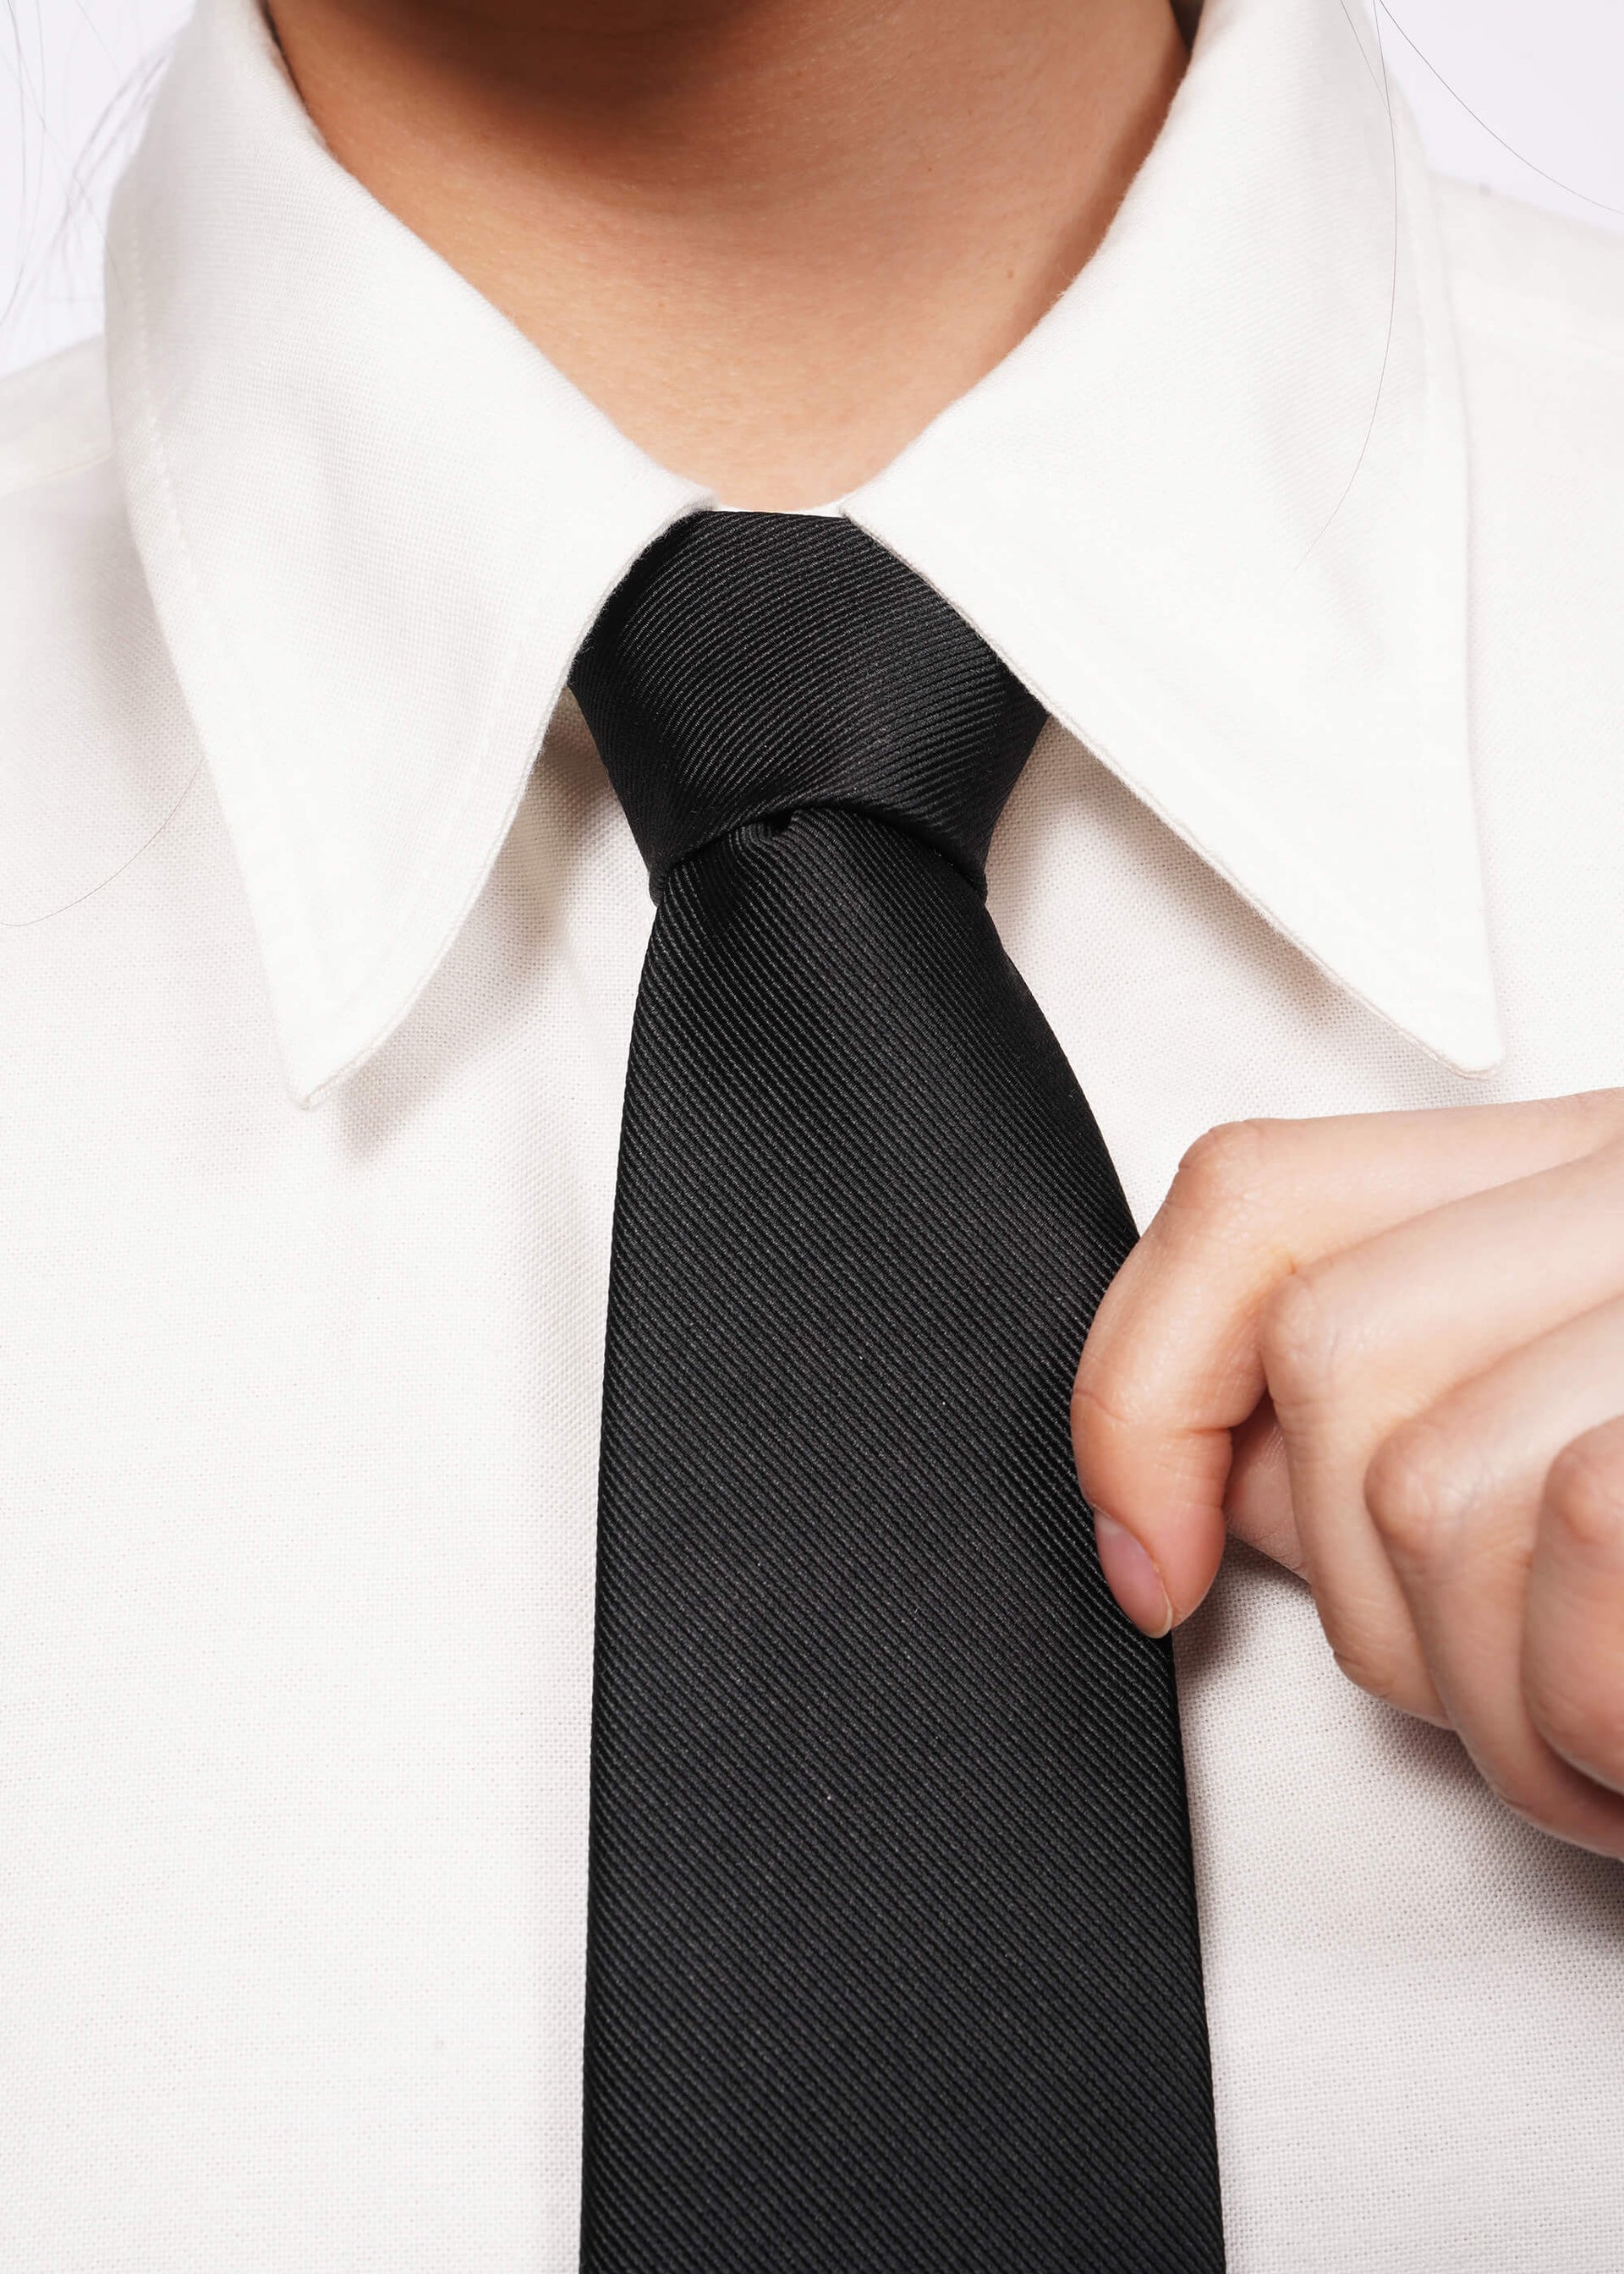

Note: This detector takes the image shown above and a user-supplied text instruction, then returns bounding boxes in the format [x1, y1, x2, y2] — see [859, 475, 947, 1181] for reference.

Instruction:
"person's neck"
[265, 0, 1187, 508]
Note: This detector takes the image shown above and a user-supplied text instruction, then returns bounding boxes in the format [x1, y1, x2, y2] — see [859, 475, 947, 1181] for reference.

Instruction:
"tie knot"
[570, 513, 1045, 897]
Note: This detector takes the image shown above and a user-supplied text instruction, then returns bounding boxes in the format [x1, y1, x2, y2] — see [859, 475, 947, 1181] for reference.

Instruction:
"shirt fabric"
[3, 0, 1624, 2264]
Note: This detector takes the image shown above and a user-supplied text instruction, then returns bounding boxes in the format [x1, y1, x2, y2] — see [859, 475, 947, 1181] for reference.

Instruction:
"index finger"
[1072, 1090, 1623, 1629]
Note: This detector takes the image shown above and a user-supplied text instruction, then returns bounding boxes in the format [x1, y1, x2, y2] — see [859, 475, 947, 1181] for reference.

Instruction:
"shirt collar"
[107, 0, 1500, 1108]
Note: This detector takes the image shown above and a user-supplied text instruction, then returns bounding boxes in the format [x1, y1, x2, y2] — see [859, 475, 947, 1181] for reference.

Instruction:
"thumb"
[1070, 1187, 1272, 1634]
[1071, 1346, 1235, 1638]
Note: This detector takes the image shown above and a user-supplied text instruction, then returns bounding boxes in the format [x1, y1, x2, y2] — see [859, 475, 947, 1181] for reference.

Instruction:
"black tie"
[570, 512, 1224, 2272]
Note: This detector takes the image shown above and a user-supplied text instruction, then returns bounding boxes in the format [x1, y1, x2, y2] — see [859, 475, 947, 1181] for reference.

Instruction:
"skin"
[1074, 1094, 1624, 1859]
[264, 0, 1188, 507]
[265, 0, 1621, 1856]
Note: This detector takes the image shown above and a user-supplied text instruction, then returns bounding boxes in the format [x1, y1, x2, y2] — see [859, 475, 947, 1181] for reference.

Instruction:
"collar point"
[1386, 987, 1506, 1083]
[276, 1014, 390, 1113]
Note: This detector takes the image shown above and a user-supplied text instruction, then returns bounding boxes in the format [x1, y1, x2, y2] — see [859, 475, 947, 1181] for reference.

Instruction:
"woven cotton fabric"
[570, 513, 1224, 2271]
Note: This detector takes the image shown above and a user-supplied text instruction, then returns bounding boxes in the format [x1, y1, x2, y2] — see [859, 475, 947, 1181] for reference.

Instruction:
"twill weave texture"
[571, 512, 1224, 2272]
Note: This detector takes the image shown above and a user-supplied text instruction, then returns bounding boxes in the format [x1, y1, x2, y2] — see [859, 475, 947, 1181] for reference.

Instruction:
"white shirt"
[4, 0, 1624, 2263]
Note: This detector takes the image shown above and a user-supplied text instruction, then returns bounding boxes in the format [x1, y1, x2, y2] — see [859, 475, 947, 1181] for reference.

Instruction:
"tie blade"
[584, 808, 1222, 2271]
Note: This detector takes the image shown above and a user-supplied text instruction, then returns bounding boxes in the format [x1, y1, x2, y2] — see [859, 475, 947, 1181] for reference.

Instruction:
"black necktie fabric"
[569, 512, 1224, 2273]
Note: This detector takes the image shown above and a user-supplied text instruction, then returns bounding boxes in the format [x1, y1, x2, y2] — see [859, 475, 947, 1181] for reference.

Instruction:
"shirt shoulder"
[0, 334, 113, 503]
[1434, 177, 1624, 371]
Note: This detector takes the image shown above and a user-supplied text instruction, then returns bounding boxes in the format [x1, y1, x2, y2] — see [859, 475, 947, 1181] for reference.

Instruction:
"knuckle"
[1364, 1417, 1472, 1563]
[1544, 1430, 1624, 1557]
[1484, 1754, 1565, 1837]
[1326, 1631, 1430, 1719]
[1498, 1777, 1599, 1848]
[1068, 1372, 1136, 1457]
[1165, 1119, 1276, 1231]
[1256, 1265, 1352, 1406]
[1526, 1662, 1624, 1792]
[1328, 1640, 1387, 1700]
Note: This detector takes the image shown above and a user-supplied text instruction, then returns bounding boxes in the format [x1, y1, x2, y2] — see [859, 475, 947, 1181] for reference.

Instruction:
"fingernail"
[1094, 1513, 1173, 1639]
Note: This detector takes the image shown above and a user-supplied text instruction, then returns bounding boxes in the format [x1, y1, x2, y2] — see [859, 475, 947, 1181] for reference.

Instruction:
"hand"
[1072, 1090, 1624, 1857]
